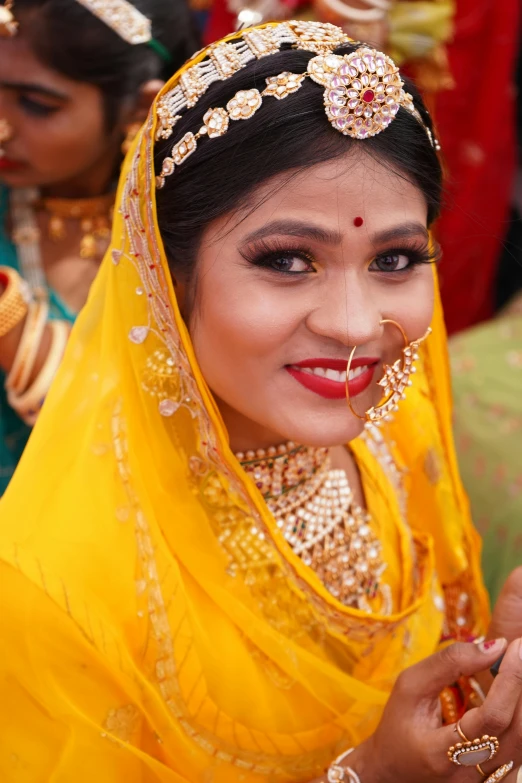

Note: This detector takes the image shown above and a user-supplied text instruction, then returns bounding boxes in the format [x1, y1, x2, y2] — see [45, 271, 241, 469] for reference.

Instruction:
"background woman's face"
[189, 154, 435, 450]
[0, 32, 120, 191]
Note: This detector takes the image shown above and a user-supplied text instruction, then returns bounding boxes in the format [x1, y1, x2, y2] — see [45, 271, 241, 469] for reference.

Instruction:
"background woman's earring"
[0, 118, 13, 158]
[346, 320, 431, 426]
[0, 1, 18, 37]
[121, 123, 142, 156]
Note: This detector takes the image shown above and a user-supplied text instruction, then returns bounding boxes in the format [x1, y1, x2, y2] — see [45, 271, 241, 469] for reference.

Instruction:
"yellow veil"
[0, 25, 488, 783]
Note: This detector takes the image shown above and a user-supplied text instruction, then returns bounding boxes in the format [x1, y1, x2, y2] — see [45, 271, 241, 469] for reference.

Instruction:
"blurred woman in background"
[0, 0, 198, 491]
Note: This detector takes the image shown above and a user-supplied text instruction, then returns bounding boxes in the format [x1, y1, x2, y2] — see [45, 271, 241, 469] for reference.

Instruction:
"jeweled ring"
[447, 720, 499, 768]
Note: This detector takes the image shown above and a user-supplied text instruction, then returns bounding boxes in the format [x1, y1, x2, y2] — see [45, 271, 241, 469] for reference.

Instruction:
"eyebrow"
[370, 222, 429, 245]
[0, 80, 68, 101]
[242, 219, 428, 247]
[243, 220, 342, 246]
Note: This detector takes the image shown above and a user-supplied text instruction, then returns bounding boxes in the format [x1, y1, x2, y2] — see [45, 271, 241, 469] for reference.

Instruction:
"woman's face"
[189, 154, 435, 451]
[0, 31, 121, 192]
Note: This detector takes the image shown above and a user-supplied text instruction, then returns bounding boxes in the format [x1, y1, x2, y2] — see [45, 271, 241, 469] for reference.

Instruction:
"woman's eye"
[267, 254, 314, 273]
[370, 254, 410, 273]
[19, 95, 58, 118]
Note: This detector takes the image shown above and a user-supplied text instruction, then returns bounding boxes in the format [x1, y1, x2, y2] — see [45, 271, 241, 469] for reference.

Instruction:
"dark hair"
[155, 43, 442, 281]
[16, 0, 200, 127]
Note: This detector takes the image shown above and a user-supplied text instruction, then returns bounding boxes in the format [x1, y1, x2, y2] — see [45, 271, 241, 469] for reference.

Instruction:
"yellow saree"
[0, 26, 488, 783]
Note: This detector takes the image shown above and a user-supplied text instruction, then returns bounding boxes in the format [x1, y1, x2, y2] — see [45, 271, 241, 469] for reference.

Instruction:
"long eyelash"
[239, 238, 316, 272]
[374, 240, 441, 270]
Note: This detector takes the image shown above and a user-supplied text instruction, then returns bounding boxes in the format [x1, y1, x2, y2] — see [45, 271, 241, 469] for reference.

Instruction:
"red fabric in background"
[204, 0, 235, 45]
[434, 0, 519, 335]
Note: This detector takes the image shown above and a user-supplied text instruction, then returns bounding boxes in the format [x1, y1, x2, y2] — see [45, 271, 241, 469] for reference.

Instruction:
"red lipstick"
[0, 157, 24, 172]
[286, 357, 379, 400]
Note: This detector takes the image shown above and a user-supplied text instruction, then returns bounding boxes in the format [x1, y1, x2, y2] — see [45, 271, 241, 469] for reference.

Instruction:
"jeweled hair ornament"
[154, 21, 440, 190]
[0, 0, 171, 60]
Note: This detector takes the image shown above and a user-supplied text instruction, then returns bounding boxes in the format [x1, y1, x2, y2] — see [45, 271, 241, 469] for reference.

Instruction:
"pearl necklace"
[237, 443, 390, 613]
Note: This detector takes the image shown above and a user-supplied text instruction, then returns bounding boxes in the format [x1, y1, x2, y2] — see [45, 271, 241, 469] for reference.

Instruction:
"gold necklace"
[35, 193, 114, 260]
[236, 442, 390, 613]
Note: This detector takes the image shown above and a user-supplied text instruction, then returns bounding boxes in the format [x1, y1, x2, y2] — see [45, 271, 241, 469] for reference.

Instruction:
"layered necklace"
[36, 192, 114, 260]
[236, 442, 391, 613]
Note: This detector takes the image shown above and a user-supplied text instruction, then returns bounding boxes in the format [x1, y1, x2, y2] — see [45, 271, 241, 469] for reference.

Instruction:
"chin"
[268, 407, 367, 448]
[0, 169, 32, 187]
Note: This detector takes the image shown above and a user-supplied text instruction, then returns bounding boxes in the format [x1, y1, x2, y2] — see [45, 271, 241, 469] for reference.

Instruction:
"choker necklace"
[35, 193, 114, 261]
[10, 189, 114, 302]
[236, 442, 390, 613]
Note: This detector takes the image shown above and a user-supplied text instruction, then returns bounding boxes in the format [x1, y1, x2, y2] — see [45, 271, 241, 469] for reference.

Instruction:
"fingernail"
[478, 638, 506, 653]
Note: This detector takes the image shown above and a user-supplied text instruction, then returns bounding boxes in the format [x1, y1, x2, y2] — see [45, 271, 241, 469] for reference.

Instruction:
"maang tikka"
[346, 319, 432, 426]
[154, 21, 439, 190]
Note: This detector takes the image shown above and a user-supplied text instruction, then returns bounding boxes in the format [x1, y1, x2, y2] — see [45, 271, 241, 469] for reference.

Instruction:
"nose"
[305, 271, 381, 351]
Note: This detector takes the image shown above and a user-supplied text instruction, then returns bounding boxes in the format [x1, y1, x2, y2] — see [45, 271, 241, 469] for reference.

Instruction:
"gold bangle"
[0, 266, 32, 338]
[6, 298, 49, 394]
[327, 748, 362, 783]
[483, 761, 514, 782]
[7, 319, 69, 424]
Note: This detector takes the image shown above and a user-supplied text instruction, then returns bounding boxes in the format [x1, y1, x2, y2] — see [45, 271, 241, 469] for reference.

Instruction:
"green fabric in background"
[451, 315, 522, 604]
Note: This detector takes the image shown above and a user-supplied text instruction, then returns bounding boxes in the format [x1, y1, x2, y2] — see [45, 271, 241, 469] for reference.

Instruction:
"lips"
[286, 356, 379, 400]
[0, 157, 24, 171]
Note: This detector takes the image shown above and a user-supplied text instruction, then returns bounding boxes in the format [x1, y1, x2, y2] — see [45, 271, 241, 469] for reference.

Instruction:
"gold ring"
[447, 720, 499, 768]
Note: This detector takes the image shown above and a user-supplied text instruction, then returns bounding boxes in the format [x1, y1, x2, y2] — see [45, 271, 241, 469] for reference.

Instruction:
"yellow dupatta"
[0, 26, 489, 783]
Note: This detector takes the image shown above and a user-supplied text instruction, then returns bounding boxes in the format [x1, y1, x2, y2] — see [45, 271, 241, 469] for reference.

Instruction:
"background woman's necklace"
[36, 193, 114, 260]
[237, 443, 391, 613]
[10, 188, 114, 295]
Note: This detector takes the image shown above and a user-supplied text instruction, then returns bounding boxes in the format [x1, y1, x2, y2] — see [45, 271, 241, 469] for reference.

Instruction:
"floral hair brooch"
[155, 23, 439, 190]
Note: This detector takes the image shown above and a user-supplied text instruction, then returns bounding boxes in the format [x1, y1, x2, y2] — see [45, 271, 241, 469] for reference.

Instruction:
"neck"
[219, 400, 291, 454]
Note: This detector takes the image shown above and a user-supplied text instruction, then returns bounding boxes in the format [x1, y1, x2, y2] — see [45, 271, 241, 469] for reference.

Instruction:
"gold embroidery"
[102, 704, 140, 743]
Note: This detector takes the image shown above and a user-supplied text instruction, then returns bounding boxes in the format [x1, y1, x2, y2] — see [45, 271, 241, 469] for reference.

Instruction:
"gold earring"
[0, 1, 18, 37]
[121, 122, 142, 156]
[0, 117, 13, 157]
[346, 319, 431, 426]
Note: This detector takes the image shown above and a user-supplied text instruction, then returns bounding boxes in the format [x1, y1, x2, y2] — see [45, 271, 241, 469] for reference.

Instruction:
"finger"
[490, 567, 522, 640]
[461, 638, 522, 740]
[395, 638, 508, 702]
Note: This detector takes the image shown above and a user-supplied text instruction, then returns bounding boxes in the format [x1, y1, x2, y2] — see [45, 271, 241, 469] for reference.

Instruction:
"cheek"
[190, 276, 298, 388]
[24, 105, 109, 173]
[388, 270, 435, 339]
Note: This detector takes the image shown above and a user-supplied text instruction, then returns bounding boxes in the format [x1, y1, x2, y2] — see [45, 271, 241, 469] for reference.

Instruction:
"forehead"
[0, 33, 76, 96]
[231, 153, 428, 236]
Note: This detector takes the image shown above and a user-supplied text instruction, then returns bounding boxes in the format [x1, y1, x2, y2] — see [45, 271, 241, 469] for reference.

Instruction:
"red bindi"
[353, 217, 364, 227]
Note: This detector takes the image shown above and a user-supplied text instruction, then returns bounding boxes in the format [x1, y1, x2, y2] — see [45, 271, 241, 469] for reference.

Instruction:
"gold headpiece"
[155, 21, 439, 190]
[0, 0, 17, 37]
[75, 0, 151, 45]
[0, 0, 153, 45]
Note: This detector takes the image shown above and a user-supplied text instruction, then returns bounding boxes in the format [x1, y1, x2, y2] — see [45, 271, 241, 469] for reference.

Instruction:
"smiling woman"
[0, 0, 198, 491]
[2, 19, 522, 783]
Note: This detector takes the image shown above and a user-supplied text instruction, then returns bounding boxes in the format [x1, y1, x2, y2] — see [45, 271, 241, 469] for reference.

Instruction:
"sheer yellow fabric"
[0, 28, 489, 783]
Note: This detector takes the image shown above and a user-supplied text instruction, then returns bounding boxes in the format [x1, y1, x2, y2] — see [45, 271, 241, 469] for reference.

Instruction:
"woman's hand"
[314, 637, 522, 782]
